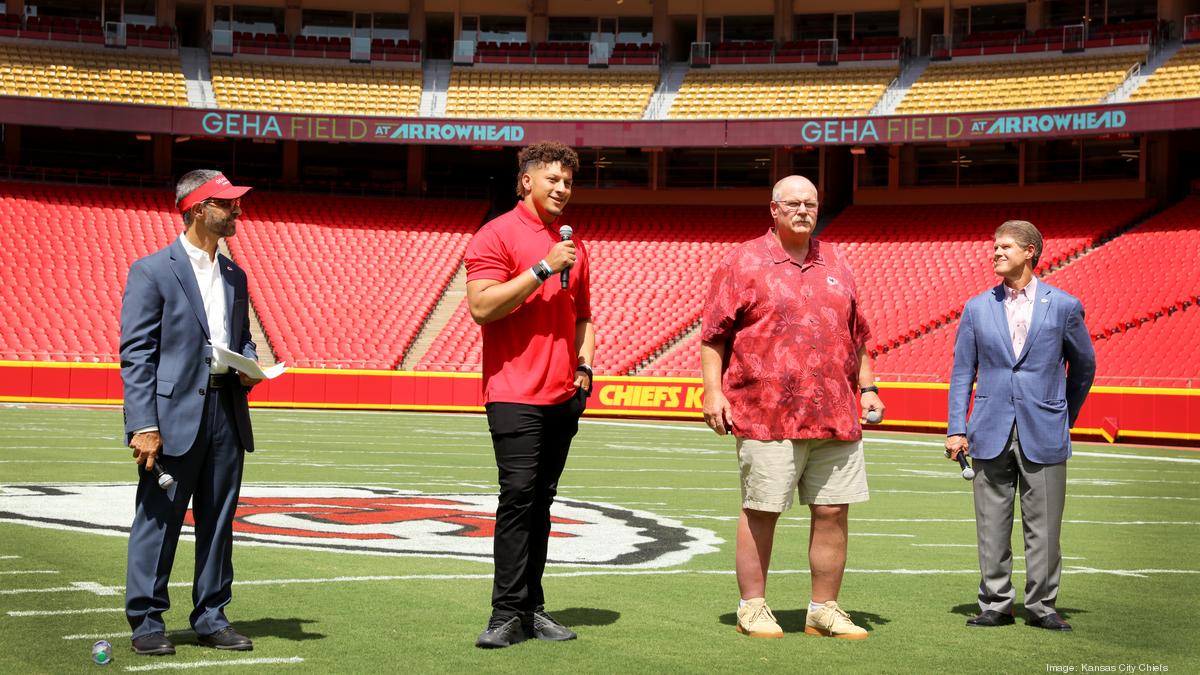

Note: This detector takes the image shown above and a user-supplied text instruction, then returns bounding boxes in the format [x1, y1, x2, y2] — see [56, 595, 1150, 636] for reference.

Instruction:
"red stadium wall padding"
[1, 362, 1197, 445]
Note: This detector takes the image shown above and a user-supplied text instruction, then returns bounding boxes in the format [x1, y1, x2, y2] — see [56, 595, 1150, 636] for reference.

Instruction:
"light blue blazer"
[120, 238, 257, 456]
[947, 281, 1095, 464]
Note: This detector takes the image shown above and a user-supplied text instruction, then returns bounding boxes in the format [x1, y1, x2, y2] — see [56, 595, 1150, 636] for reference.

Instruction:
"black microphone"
[152, 462, 176, 490]
[558, 224, 573, 289]
[955, 454, 976, 481]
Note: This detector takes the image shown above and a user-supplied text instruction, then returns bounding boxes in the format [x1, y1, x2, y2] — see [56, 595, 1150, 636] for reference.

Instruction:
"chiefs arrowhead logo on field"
[0, 485, 720, 568]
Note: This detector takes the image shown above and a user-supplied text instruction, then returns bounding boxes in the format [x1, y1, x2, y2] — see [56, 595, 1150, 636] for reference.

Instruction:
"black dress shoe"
[966, 610, 1016, 627]
[131, 632, 176, 656]
[1027, 612, 1072, 631]
[198, 626, 254, 651]
[475, 616, 526, 649]
[530, 610, 577, 641]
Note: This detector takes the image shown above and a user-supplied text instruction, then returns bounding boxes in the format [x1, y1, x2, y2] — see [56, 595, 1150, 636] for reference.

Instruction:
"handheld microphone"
[152, 462, 176, 490]
[558, 224, 573, 289]
[955, 454, 976, 481]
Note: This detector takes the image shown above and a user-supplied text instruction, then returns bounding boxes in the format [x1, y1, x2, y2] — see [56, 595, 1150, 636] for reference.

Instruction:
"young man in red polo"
[700, 175, 884, 641]
[465, 141, 595, 649]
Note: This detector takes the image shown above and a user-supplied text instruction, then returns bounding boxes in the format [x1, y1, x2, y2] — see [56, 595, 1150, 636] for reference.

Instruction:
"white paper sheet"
[212, 345, 287, 380]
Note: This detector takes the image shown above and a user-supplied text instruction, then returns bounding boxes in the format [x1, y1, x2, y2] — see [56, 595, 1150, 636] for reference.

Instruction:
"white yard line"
[8, 607, 124, 617]
[123, 657, 304, 672]
[6, 565, 1195, 609]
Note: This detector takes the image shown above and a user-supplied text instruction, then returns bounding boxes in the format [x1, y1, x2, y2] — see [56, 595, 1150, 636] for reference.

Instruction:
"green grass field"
[1, 404, 1198, 674]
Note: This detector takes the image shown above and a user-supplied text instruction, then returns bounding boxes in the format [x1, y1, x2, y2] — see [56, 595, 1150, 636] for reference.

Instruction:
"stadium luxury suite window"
[1026, 136, 1143, 185]
[25, 0, 99, 20]
[856, 146, 891, 188]
[901, 143, 1018, 187]
[461, 16, 527, 44]
[578, 149, 651, 189]
[123, 0, 156, 26]
[548, 16, 653, 44]
[302, 9, 353, 37]
[715, 15, 772, 41]
[664, 149, 771, 189]
[548, 17, 594, 42]
[853, 11, 900, 39]
[214, 5, 282, 35]
[372, 14, 410, 40]
[961, 3, 1025, 34]
[794, 13, 835, 40]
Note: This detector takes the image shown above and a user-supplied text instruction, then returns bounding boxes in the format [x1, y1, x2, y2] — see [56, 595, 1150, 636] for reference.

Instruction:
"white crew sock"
[809, 600, 826, 613]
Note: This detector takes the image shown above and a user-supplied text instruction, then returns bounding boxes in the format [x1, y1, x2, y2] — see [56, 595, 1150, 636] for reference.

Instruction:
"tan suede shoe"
[736, 597, 784, 638]
[804, 601, 868, 640]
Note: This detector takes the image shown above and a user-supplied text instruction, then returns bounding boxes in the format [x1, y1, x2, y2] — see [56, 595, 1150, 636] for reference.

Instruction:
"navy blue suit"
[120, 238, 256, 638]
[948, 280, 1095, 617]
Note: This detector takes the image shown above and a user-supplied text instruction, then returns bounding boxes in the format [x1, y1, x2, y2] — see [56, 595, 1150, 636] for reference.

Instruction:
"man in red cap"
[121, 170, 261, 656]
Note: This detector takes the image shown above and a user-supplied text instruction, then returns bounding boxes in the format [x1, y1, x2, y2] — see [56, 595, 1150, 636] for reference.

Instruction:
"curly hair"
[515, 141, 580, 197]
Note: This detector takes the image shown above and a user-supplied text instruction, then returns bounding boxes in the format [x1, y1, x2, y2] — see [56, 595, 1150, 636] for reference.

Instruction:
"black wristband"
[531, 260, 552, 282]
[576, 363, 593, 378]
[860, 385, 880, 394]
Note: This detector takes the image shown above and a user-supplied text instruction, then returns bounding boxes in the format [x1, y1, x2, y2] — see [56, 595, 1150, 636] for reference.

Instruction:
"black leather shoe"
[966, 610, 1016, 627]
[1027, 612, 1072, 631]
[198, 626, 254, 651]
[475, 616, 526, 649]
[131, 632, 175, 656]
[531, 610, 577, 641]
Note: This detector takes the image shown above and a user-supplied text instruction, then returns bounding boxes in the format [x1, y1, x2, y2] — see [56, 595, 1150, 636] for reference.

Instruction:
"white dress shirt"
[1003, 277, 1037, 357]
[179, 234, 230, 375]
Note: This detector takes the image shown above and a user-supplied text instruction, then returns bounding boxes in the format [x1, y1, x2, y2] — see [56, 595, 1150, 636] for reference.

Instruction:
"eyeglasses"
[773, 200, 818, 213]
[204, 198, 240, 210]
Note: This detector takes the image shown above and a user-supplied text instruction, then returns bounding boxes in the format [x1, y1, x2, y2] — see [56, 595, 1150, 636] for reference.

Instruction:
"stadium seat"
[0, 43, 187, 106]
[443, 69, 656, 119]
[898, 53, 1139, 113]
[210, 59, 422, 116]
[668, 68, 895, 119]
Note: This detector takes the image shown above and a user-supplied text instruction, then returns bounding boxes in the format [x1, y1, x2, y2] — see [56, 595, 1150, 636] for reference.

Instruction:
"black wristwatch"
[860, 385, 880, 394]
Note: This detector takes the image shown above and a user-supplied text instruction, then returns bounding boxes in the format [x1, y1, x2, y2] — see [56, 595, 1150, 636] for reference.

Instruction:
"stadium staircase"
[180, 47, 217, 109]
[1128, 42, 1195, 102]
[399, 262, 466, 370]
[642, 61, 688, 119]
[1122, 39, 1189, 101]
[868, 55, 929, 115]
[419, 59, 451, 117]
[636, 326, 701, 378]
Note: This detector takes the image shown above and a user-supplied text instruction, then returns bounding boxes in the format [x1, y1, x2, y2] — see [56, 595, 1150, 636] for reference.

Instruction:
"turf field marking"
[0, 569, 58, 575]
[64, 629, 192, 641]
[7, 607, 123, 616]
[71, 581, 121, 596]
[122, 656, 304, 671]
[911, 544, 975, 547]
[1, 582, 122, 596]
[7, 566, 1200, 607]
[0, 555, 20, 559]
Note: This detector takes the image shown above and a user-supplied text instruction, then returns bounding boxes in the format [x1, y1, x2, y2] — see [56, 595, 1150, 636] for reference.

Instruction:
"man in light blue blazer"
[121, 170, 260, 656]
[946, 220, 1095, 632]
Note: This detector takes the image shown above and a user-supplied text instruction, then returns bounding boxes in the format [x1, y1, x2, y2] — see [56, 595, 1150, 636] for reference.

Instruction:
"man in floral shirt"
[700, 175, 885, 641]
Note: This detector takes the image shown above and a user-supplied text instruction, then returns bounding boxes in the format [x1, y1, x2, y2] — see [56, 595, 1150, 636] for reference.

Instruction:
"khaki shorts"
[736, 437, 869, 512]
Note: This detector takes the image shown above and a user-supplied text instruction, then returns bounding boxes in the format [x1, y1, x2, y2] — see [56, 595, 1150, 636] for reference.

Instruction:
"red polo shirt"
[464, 202, 591, 405]
[701, 231, 870, 441]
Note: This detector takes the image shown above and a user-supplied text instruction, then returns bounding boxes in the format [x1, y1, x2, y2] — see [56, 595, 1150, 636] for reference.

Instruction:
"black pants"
[485, 390, 586, 618]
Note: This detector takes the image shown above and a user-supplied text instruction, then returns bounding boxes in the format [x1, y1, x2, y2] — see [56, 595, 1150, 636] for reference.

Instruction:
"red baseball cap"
[177, 173, 252, 213]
